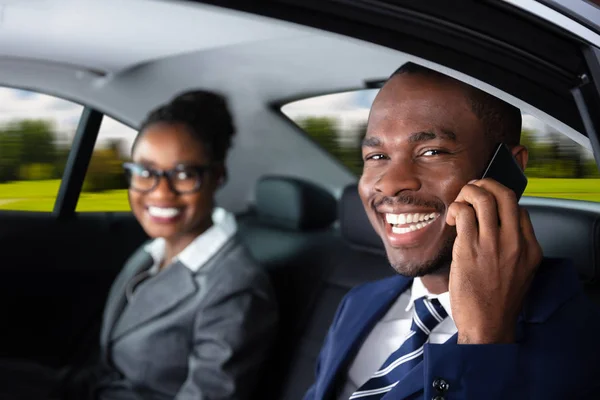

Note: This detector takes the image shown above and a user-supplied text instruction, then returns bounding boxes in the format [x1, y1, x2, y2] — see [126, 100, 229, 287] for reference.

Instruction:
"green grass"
[0, 179, 130, 212]
[0, 180, 61, 211]
[76, 190, 130, 211]
[524, 178, 600, 202]
[0, 178, 598, 212]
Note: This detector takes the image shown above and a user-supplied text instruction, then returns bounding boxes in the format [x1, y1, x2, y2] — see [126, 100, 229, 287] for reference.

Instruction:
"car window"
[75, 116, 136, 212]
[0, 87, 84, 211]
[281, 89, 600, 202]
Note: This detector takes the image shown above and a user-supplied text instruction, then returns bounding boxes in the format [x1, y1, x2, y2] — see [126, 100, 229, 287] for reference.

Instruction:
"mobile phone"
[481, 143, 528, 200]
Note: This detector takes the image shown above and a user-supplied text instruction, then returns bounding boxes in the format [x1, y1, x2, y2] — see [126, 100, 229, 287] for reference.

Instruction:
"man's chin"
[389, 261, 448, 277]
[385, 236, 455, 278]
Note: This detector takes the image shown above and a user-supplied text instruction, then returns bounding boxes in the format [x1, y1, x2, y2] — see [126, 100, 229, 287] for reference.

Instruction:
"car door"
[0, 87, 146, 367]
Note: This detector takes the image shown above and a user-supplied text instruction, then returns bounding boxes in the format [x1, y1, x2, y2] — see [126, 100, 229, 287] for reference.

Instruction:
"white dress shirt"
[144, 207, 237, 274]
[338, 278, 457, 400]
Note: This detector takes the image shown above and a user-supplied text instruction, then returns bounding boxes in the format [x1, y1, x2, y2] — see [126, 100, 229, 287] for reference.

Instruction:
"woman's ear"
[215, 165, 227, 187]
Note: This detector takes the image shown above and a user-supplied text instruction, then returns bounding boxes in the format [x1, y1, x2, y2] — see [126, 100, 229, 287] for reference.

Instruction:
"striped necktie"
[350, 296, 448, 399]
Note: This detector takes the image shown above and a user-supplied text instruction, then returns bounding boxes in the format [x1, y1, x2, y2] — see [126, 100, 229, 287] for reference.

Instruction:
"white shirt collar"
[143, 207, 237, 274]
[405, 277, 453, 321]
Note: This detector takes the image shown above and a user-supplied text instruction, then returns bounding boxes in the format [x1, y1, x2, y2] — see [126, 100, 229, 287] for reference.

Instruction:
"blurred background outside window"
[0, 86, 598, 214]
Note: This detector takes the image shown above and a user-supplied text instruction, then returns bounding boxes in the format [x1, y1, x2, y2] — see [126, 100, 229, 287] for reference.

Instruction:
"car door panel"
[0, 212, 146, 367]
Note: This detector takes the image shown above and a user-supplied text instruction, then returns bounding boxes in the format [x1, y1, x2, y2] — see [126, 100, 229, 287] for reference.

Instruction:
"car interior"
[0, 0, 599, 399]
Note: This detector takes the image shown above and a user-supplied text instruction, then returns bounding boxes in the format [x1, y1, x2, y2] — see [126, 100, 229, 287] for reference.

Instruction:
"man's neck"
[420, 271, 450, 295]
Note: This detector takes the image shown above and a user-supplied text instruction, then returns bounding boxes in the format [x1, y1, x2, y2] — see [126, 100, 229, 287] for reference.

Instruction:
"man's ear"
[511, 145, 529, 171]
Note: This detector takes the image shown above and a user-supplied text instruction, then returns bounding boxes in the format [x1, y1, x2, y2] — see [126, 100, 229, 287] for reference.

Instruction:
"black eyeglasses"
[123, 162, 213, 194]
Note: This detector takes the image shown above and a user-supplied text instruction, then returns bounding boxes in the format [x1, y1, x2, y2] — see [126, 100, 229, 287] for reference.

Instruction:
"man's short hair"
[391, 62, 522, 146]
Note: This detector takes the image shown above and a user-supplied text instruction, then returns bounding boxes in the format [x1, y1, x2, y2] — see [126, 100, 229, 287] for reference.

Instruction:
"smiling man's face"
[359, 72, 492, 276]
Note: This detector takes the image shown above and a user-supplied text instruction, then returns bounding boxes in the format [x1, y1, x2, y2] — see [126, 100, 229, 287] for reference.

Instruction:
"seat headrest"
[526, 204, 600, 283]
[255, 176, 337, 231]
[339, 184, 385, 252]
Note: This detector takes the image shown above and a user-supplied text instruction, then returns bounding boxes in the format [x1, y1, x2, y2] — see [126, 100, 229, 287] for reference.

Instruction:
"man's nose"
[374, 159, 421, 197]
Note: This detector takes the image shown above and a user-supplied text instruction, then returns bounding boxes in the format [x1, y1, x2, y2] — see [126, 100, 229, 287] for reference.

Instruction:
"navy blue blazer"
[304, 258, 600, 399]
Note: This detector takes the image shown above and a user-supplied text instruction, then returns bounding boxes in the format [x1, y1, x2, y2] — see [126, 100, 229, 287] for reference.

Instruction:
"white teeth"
[388, 212, 440, 235]
[385, 214, 398, 224]
[148, 206, 181, 218]
[386, 212, 439, 226]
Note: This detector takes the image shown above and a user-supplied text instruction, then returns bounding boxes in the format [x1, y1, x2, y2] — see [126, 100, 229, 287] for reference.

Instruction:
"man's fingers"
[447, 202, 478, 242]
[452, 183, 498, 241]
[471, 178, 520, 237]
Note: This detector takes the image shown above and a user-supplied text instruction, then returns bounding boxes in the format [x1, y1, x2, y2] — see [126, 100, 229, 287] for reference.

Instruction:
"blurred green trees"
[521, 129, 599, 179]
[0, 119, 129, 192]
[299, 117, 363, 176]
[83, 140, 128, 192]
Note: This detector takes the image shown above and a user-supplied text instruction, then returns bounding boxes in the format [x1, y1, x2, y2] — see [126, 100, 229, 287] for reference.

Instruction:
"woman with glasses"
[75, 90, 278, 400]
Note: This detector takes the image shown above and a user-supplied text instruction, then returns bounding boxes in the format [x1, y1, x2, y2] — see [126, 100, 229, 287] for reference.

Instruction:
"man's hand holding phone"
[445, 143, 543, 345]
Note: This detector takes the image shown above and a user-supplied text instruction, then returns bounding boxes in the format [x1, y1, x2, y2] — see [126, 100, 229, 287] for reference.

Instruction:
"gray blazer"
[95, 236, 278, 400]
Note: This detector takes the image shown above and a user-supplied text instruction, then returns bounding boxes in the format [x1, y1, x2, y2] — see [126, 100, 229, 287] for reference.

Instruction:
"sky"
[282, 88, 550, 137]
[0, 87, 137, 153]
[0, 86, 586, 157]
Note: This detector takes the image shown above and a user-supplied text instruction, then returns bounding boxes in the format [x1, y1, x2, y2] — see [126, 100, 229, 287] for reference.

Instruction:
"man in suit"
[304, 62, 600, 400]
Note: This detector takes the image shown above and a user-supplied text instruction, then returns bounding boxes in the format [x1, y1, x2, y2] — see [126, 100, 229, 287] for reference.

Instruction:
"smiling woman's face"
[359, 72, 491, 277]
[128, 122, 218, 242]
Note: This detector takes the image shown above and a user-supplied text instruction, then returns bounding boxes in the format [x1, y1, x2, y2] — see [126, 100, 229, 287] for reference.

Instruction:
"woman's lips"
[146, 206, 183, 223]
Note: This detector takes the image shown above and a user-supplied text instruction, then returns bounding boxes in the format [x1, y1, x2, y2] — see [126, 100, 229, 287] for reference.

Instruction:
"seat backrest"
[524, 201, 600, 302]
[237, 175, 341, 399]
[238, 175, 338, 270]
[272, 184, 393, 400]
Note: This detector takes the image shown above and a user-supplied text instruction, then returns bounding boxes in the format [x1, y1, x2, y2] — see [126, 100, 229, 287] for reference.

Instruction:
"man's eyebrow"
[408, 129, 457, 143]
[361, 136, 382, 148]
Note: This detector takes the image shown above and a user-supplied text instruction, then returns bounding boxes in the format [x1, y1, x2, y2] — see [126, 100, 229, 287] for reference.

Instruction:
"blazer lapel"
[111, 261, 197, 341]
[100, 248, 154, 352]
[322, 276, 412, 399]
[384, 362, 425, 399]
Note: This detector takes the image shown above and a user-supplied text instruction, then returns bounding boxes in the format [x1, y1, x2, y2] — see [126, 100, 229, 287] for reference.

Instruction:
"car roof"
[0, 0, 405, 116]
